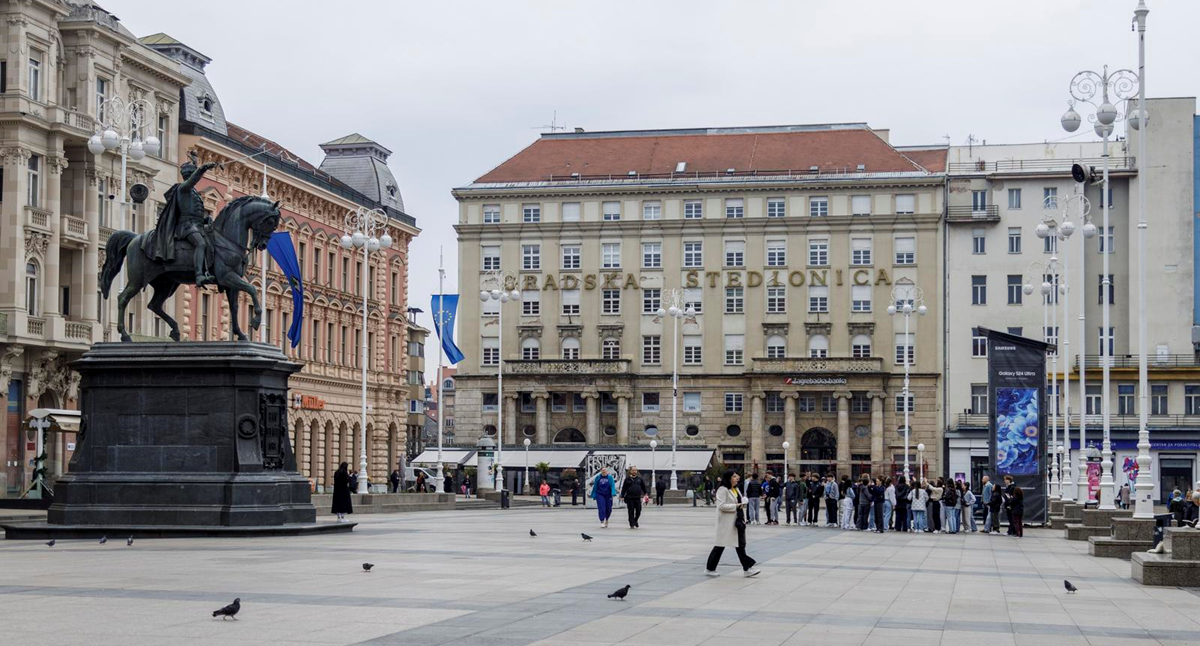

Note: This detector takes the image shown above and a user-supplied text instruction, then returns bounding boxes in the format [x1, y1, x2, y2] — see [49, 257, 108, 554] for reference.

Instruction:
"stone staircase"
[1089, 516, 1156, 560]
[1133, 528, 1200, 586]
[1066, 507, 1133, 540]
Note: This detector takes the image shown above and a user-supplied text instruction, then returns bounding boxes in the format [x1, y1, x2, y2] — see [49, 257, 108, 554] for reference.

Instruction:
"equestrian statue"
[100, 152, 281, 343]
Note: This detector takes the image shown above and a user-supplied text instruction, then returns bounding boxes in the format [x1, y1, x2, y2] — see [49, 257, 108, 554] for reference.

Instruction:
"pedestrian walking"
[981, 476, 994, 533]
[389, 469, 400, 494]
[331, 461, 353, 523]
[745, 474, 762, 525]
[349, 470, 360, 492]
[824, 476, 840, 527]
[620, 467, 647, 529]
[1119, 483, 1131, 510]
[655, 475, 667, 506]
[894, 476, 911, 532]
[414, 471, 425, 494]
[571, 479, 579, 506]
[539, 480, 551, 507]
[927, 479, 943, 533]
[704, 470, 760, 578]
[590, 467, 617, 528]
[784, 474, 800, 525]
[910, 480, 928, 531]
[1005, 476, 1024, 537]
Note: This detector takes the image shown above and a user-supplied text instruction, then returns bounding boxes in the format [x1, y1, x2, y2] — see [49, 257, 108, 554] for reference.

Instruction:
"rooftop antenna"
[532, 110, 567, 133]
[965, 133, 979, 157]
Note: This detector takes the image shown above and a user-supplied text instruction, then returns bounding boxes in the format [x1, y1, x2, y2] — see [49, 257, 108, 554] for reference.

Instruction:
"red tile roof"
[898, 147, 949, 173]
[473, 126, 931, 183]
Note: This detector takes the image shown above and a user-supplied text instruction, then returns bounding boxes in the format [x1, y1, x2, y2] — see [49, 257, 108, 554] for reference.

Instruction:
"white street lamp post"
[523, 437, 531, 494]
[1131, 0, 1154, 519]
[1063, 63, 1139, 510]
[650, 439, 658, 488]
[782, 441, 790, 481]
[887, 284, 926, 481]
[917, 443, 925, 483]
[657, 289, 694, 491]
[340, 207, 394, 494]
[480, 271, 521, 495]
[1025, 257, 1063, 499]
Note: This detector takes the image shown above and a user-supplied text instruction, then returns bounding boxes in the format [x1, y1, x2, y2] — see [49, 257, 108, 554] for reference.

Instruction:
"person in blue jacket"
[590, 466, 618, 528]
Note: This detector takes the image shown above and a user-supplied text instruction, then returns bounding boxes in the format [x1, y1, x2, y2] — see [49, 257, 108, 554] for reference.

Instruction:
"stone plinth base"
[1065, 524, 1111, 541]
[1081, 508, 1133, 527]
[1062, 503, 1085, 522]
[311, 493, 454, 514]
[1090, 517, 1157, 560]
[1049, 515, 1067, 530]
[1132, 528, 1200, 586]
[1050, 499, 1066, 515]
[3, 521, 352, 540]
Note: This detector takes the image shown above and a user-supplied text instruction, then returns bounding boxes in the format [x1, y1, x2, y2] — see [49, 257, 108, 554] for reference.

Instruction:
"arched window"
[726, 425, 742, 437]
[851, 334, 872, 358]
[602, 337, 620, 360]
[25, 261, 39, 316]
[766, 334, 787, 359]
[553, 427, 585, 443]
[561, 337, 580, 360]
[809, 334, 829, 358]
[443, 378, 454, 391]
[521, 337, 540, 360]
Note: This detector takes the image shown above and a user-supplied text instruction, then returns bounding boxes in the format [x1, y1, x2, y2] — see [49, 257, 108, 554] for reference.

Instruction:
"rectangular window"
[1007, 274, 1023, 305]
[724, 198, 744, 219]
[797, 396, 815, 413]
[1044, 187, 1058, 208]
[1097, 186, 1114, 208]
[851, 285, 872, 312]
[1099, 327, 1114, 356]
[1044, 233, 1058, 253]
[1098, 274, 1114, 305]
[683, 392, 701, 413]
[561, 290, 580, 316]
[482, 245, 500, 271]
[602, 289, 621, 315]
[1007, 327, 1022, 337]
[971, 275, 987, 305]
[522, 204, 540, 223]
[643, 288, 661, 314]
[971, 385, 988, 414]
[684, 287, 702, 314]
[641, 242, 662, 268]
[325, 322, 332, 362]
[766, 240, 787, 267]
[972, 329, 987, 357]
[1151, 384, 1168, 416]
[725, 287, 744, 314]
[1008, 188, 1022, 209]
[972, 229, 986, 255]
[766, 392, 785, 413]
[895, 194, 915, 215]
[27, 53, 40, 102]
[1186, 386, 1200, 416]
[972, 189, 988, 212]
[26, 155, 39, 207]
[642, 335, 661, 364]
[602, 201, 621, 221]
[822, 396, 836, 413]
[1008, 227, 1022, 254]
[481, 295, 499, 316]
[851, 238, 872, 266]
[561, 244, 581, 269]
[95, 77, 109, 118]
[849, 393, 869, 413]
[725, 392, 743, 413]
[895, 332, 914, 365]
[482, 393, 499, 412]
[642, 392, 660, 413]
[895, 394, 914, 413]
[767, 197, 786, 218]
[522, 244, 540, 270]
[809, 196, 829, 217]
[895, 237, 915, 265]
[1086, 384, 1103, 416]
[483, 204, 501, 224]
[852, 339, 871, 358]
[1044, 273, 1060, 305]
[683, 241, 703, 267]
[724, 240, 745, 267]
[808, 285, 828, 313]
[561, 202, 580, 222]
[642, 200, 661, 220]
[683, 335, 703, 365]
[684, 200, 703, 219]
[767, 337, 786, 359]
[521, 393, 535, 413]
[1100, 226, 1115, 253]
[522, 341, 539, 361]
[766, 286, 786, 314]
[724, 334, 744, 366]
[1044, 326, 1059, 355]
[808, 239, 828, 266]
[852, 195, 872, 216]
[602, 242, 621, 269]
[602, 338, 620, 360]
[327, 251, 335, 285]
[1118, 384, 1136, 416]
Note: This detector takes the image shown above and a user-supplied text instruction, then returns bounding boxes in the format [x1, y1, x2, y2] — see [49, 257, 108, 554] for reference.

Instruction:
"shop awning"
[593, 449, 713, 472]
[411, 449, 476, 466]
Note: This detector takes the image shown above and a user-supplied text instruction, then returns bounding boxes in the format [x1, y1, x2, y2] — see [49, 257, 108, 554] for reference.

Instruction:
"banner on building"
[983, 327, 1051, 525]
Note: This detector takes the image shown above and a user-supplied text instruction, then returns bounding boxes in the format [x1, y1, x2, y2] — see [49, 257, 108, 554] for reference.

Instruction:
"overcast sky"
[104, 0, 1198, 364]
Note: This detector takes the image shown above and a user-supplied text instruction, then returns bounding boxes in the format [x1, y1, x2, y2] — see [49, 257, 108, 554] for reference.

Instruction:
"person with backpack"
[745, 474, 763, 525]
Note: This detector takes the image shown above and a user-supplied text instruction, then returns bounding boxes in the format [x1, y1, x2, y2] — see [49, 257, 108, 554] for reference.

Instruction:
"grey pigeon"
[1064, 580, 1077, 594]
[529, 529, 537, 537]
[362, 563, 374, 572]
[99, 536, 107, 545]
[212, 598, 241, 620]
[582, 533, 593, 542]
[608, 584, 630, 601]
[127, 536, 134, 547]
[45, 539, 55, 548]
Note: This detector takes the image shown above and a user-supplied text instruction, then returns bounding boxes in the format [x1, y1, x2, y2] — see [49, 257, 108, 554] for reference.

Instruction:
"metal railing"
[1074, 354, 1199, 369]
[945, 205, 999, 222]
[948, 156, 1136, 174]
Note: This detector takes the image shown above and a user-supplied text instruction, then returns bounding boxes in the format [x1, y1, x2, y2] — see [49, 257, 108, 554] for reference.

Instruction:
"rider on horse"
[150, 151, 218, 286]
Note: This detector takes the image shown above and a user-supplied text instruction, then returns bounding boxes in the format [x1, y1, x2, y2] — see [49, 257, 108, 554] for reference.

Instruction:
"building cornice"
[456, 212, 943, 238]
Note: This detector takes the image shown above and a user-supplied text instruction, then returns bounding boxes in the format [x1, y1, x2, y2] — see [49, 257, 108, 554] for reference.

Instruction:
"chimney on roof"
[872, 129, 890, 143]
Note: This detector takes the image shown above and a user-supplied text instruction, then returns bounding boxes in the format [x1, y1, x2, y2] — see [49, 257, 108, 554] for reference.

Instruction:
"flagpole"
[435, 247, 446, 491]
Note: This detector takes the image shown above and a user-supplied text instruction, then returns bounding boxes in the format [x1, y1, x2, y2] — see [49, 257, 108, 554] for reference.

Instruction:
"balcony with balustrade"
[750, 356, 885, 373]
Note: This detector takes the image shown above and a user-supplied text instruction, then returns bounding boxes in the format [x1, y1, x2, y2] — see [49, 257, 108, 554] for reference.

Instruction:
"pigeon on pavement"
[45, 540, 55, 548]
[581, 533, 593, 542]
[529, 529, 537, 537]
[99, 536, 107, 545]
[127, 537, 134, 547]
[608, 585, 630, 601]
[1064, 580, 1078, 594]
[362, 563, 374, 572]
[212, 598, 241, 620]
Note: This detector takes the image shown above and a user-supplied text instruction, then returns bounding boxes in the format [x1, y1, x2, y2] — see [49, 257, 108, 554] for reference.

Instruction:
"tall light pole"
[656, 288, 694, 491]
[782, 441, 790, 480]
[887, 284, 926, 481]
[339, 207, 394, 494]
[1024, 257, 1063, 498]
[649, 439, 658, 489]
[523, 437, 531, 494]
[1130, 0, 1154, 519]
[1062, 64, 1139, 510]
[917, 442, 925, 483]
[480, 270, 521, 495]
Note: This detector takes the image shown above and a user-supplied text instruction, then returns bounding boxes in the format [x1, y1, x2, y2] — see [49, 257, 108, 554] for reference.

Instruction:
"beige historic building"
[405, 310, 428, 454]
[0, 2, 189, 497]
[140, 35, 420, 492]
[453, 124, 946, 484]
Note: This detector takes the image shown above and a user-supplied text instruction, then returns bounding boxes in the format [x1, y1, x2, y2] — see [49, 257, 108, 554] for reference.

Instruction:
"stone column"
[43, 155, 64, 317]
[82, 166, 99, 323]
[750, 391, 766, 469]
[4, 149, 28, 310]
[783, 392, 798, 466]
[615, 390, 631, 445]
[504, 394, 518, 447]
[583, 389, 599, 445]
[533, 390, 549, 445]
[836, 390, 851, 478]
[870, 391, 887, 475]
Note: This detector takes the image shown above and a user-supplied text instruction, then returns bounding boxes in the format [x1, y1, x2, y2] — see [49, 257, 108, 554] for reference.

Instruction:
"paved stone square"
[3, 504, 1200, 646]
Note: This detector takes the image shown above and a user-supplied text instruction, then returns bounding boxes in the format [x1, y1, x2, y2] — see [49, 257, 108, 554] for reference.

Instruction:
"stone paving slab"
[4, 505, 1200, 645]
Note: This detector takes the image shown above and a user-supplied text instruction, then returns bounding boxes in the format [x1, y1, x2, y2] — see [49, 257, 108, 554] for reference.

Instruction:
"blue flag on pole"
[432, 294, 464, 364]
[266, 231, 304, 348]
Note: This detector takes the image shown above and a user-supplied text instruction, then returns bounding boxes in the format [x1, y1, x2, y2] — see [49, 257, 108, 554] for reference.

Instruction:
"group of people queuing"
[732, 471, 1027, 538]
[1169, 488, 1200, 527]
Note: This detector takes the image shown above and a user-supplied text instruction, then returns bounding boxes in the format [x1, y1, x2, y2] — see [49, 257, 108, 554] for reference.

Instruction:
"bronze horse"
[100, 195, 281, 343]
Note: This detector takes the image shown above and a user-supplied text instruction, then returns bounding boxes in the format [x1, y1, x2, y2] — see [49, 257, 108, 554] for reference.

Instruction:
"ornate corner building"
[452, 124, 946, 482]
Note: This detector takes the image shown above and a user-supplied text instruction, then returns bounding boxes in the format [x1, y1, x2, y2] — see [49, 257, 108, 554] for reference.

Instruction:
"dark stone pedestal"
[24, 342, 339, 537]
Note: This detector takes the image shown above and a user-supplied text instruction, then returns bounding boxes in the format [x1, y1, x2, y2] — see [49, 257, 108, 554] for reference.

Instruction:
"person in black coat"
[1004, 475, 1024, 537]
[655, 476, 667, 506]
[620, 467, 647, 528]
[332, 462, 353, 522]
[444, 472, 455, 494]
[869, 478, 886, 533]
[894, 476, 911, 532]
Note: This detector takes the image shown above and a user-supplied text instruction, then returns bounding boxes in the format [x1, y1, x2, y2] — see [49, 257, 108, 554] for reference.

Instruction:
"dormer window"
[198, 95, 213, 118]
[386, 184, 397, 197]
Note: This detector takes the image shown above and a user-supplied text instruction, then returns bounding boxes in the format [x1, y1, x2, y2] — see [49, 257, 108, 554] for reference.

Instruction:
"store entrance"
[1159, 457, 1194, 504]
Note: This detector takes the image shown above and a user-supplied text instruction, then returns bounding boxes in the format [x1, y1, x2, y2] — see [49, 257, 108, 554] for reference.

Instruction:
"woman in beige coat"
[704, 470, 761, 578]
